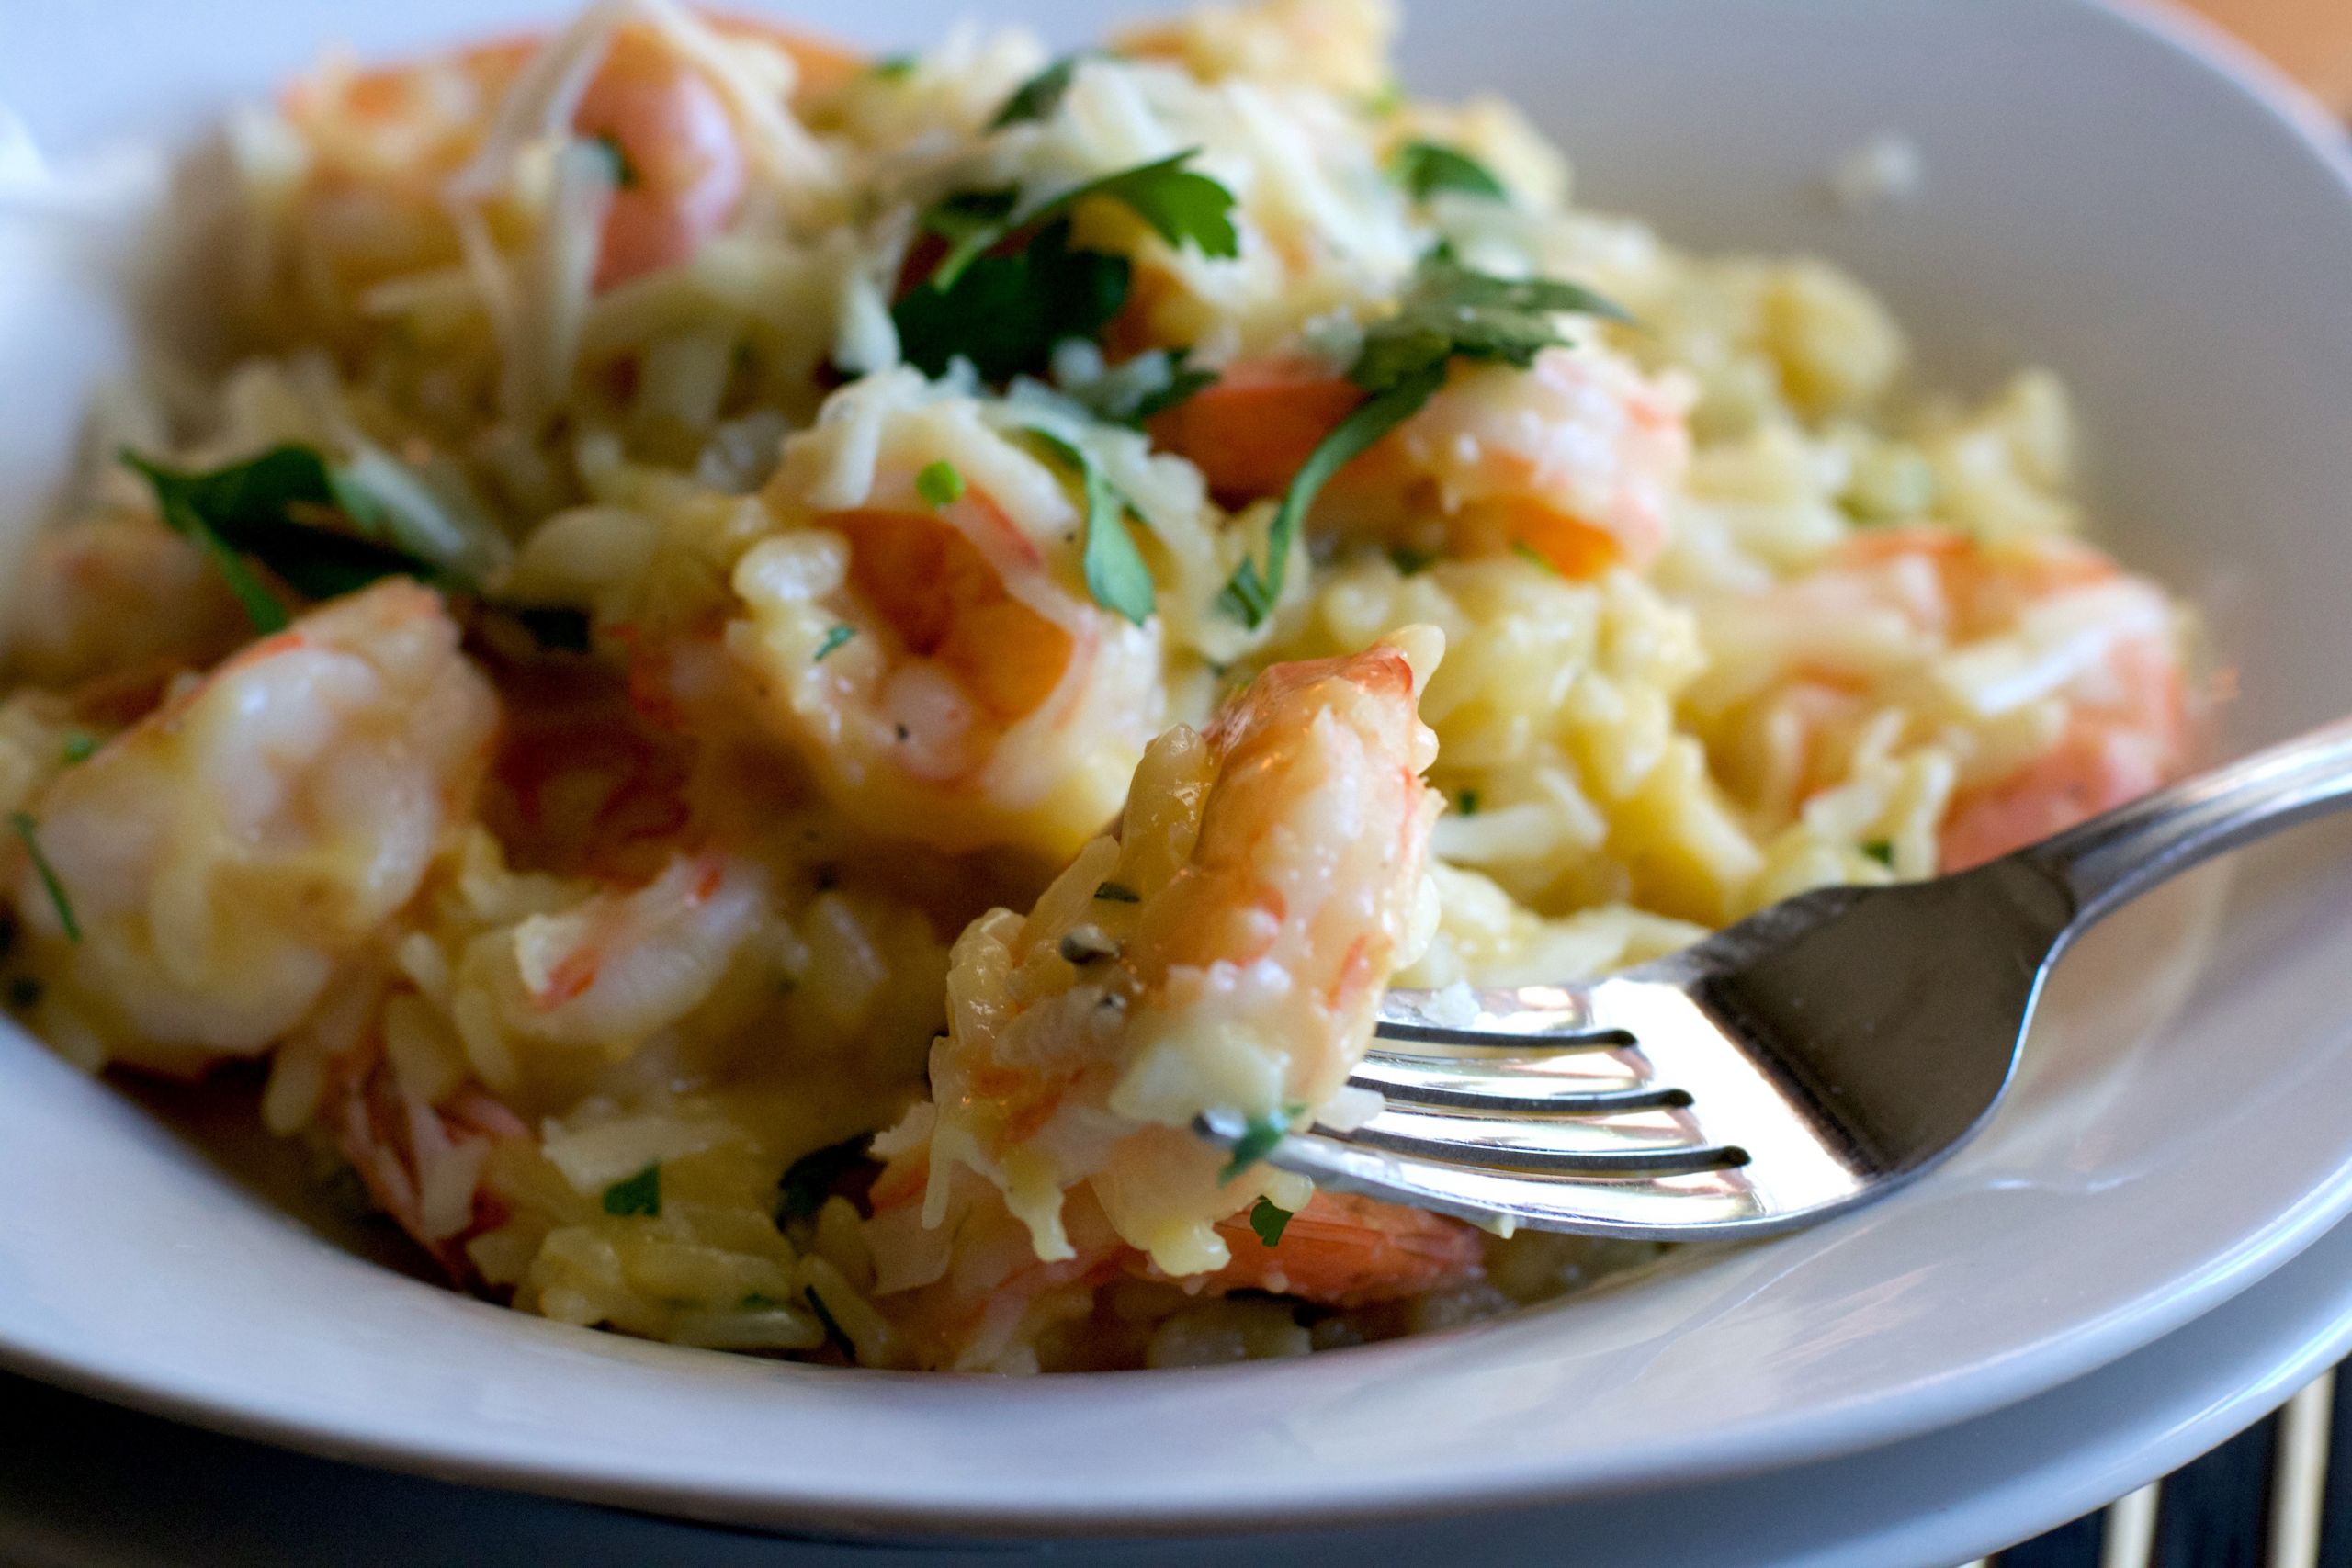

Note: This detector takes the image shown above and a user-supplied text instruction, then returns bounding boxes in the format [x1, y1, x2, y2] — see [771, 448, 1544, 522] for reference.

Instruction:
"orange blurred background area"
[2176, 0, 2352, 113]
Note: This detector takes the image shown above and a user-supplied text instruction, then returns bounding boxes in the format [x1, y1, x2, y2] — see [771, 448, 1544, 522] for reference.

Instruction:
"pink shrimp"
[1153, 347, 1690, 577]
[571, 28, 748, 290]
[1710, 528, 2188, 870]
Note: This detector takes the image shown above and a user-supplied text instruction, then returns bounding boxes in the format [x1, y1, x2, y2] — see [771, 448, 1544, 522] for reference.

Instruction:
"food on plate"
[0, 0, 2194, 1371]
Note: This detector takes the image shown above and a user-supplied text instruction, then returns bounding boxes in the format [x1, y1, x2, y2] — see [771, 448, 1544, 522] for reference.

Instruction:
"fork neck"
[2020, 716, 2352, 929]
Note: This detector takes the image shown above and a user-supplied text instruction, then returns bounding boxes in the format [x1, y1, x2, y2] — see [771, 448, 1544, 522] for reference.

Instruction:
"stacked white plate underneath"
[8, 0, 2352, 1562]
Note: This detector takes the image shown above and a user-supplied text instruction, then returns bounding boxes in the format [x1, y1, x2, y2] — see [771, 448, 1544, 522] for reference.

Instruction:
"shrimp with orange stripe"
[860, 630, 1478, 1370]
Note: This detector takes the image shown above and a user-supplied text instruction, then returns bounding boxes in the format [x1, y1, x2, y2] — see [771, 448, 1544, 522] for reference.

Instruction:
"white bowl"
[6, 0, 2352, 1538]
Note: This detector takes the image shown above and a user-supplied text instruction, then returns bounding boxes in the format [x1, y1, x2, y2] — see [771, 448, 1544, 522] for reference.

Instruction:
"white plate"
[16, 1190, 2352, 1566]
[6, 0, 2352, 1537]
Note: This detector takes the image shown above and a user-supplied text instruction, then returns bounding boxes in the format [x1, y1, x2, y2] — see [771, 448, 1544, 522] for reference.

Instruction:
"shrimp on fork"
[862, 630, 1469, 1368]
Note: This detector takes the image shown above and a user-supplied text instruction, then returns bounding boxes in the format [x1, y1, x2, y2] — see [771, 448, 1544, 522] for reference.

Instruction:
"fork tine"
[1259, 1128, 1771, 1236]
[1372, 1019, 1635, 1049]
[1350, 1050, 1681, 1113]
[1332, 1103, 1745, 1177]
[1373, 985, 1626, 1050]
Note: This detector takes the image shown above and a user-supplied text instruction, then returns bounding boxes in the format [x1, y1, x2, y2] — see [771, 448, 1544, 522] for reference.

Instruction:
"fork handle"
[2022, 716, 2352, 927]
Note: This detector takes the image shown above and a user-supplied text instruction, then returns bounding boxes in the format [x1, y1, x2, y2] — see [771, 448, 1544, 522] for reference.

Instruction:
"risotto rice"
[0, 0, 2193, 1371]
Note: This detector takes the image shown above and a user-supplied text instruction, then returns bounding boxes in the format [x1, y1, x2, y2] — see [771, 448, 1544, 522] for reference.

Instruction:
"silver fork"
[1199, 718, 2352, 1240]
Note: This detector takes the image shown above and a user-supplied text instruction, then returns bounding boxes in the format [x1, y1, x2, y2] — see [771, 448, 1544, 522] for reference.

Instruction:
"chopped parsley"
[739, 1292, 786, 1311]
[601, 1162, 662, 1218]
[1217, 255, 1628, 627]
[812, 624, 857, 663]
[915, 459, 966, 507]
[1025, 429, 1156, 626]
[59, 733, 96, 765]
[989, 51, 1101, 128]
[775, 1136, 872, 1225]
[1511, 539, 1556, 572]
[1386, 544, 1437, 576]
[1861, 840, 1896, 868]
[1248, 1195, 1293, 1247]
[894, 152, 1238, 382]
[1093, 881, 1141, 903]
[9, 812, 77, 944]
[587, 131, 639, 189]
[870, 53, 918, 81]
[1218, 1103, 1306, 1183]
[1456, 789, 1481, 817]
[1389, 140, 1509, 202]
[7, 976, 41, 1010]
[1362, 80, 1407, 118]
[121, 446, 447, 633]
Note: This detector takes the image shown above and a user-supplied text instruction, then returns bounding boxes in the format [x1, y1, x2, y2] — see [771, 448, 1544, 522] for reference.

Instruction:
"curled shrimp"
[9, 581, 498, 1075]
[571, 26, 748, 290]
[894, 629, 1451, 1301]
[727, 389, 1164, 863]
[1696, 527, 2187, 870]
[1153, 344, 1690, 576]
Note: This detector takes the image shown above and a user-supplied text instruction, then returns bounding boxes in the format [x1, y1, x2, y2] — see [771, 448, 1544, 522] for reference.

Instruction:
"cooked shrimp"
[288, 14, 863, 299]
[1205, 1190, 1483, 1307]
[1154, 345, 1690, 576]
[901, 630, 1448, 1289]
[483, 851, 766, 1055]
[572, 27, 748, 290]
[1696, 528, 2187, 869]
[727, 392, 1164, 863]
[865, 1122, 1480, 1370]
[9, 581, 498, 1075]
[5, 516, 248, 690]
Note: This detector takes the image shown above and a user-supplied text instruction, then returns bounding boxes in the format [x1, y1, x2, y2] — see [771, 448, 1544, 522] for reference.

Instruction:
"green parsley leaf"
[122, 446, 445, 631]
[775, 1136, 872, 1225]
[1362, 80, 1407, 118]
[919, 151, 1238, 294]
[915, 459, 966, 507]
[9, 812, 78, 944]
[812, 624, 857, 663]
[921, 187, 1022, 290]
[1217, 363, 1445, 626]
[1057, 927, 1121, 965]
[1025, 429, 1156, 626]
[511, 606, 593, 653]
[1861, 840, 1896, 868]
[894, 220, 1131, 382]
[1248, 1195, 1293, 1247]
[60, 733, 96, 765]
[1386, 544, 1436, 576]
[871, 53, 918, 81]
[1389, 140, 1509, 202]
[1093, 881, 1141, 903]
[1218, 1103, 1305, 1183]
[1349, 256, 1632, 393]
[601, 1163, 662, 1217]
[1511, 539, 1556, 572]
[1457, 788, 1480, 817]
[1218, 255, 1626, 627]
[989, 51, 1099, 128]
[587, 131, 639, 189]
[898, 152, 1238, 382]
